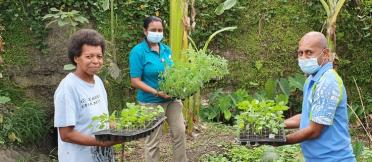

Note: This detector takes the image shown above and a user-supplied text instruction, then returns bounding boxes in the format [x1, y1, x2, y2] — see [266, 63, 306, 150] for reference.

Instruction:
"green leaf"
[353, 141, 364, 158]
[223, 110, 232, 120]
[0, 96, 11, 104]
[275, 94, 289, 105]
[223, 0, 237, 10]
[57, 19, 69, 27]
[255, 60, 263, 71]
[50, 7, 59, 12]
[202, 26, 237, 52]
[288, 76, 303, 91]
[249, 82, 259, 86]
[75, 16, 89, 24]
[264, 78, 277, 100]
[42, 14, 55, 20]
[215, 0, 237, 15]
[70, 10, 79, 15]
[215, 4, 225, 15]
[63, 64, 76, 71]
[101, 0, 110, 11]
[277, 78, 290, 96]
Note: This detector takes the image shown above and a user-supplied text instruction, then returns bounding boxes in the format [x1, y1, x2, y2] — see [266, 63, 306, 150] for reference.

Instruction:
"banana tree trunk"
[170, 0, 200, 136]
[170, 0, 187, 63]
[320, 0, 346, 63]
[327, 22, 336, 63]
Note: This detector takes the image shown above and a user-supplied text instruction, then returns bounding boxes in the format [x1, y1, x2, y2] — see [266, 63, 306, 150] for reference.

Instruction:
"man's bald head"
[297, 31, 330, 67]
[300, 31, 328, 49]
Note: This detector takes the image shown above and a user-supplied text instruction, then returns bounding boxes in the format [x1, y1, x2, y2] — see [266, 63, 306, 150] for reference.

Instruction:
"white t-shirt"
[54, 73, 112, 162]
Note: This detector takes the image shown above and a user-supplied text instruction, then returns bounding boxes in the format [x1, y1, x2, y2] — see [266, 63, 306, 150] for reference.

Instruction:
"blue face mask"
[298, 51, 324, 74]
[147, 31, 163, 43]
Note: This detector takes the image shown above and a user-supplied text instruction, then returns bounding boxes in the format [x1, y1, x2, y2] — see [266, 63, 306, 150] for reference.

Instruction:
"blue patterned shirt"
[300, 62, 355, 161]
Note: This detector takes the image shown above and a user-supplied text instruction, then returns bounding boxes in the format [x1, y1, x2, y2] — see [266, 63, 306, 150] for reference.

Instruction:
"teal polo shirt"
[129, 40, 173, 103]
[300, 62, 355, 162]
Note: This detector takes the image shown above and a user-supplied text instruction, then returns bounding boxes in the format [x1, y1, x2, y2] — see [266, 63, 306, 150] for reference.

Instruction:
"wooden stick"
[353, 77, 369, 130]
[348, 104, 372, 142]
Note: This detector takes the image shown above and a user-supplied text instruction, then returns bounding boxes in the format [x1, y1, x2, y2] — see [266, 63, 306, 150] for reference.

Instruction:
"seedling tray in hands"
[94, 116, 167, 142]
[237, 127, 286, 145]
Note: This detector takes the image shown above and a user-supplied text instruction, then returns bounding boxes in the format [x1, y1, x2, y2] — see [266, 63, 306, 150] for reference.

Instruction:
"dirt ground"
[121, 122, 236, 162]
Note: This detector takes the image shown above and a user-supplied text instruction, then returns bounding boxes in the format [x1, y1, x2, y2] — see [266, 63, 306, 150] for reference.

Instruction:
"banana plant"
[320, 0, 346, 62]
[170, 0, 195, 135]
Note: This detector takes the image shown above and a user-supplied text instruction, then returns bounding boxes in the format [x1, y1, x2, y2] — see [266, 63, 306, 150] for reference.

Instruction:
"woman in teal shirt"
[129, 16, 187, 162]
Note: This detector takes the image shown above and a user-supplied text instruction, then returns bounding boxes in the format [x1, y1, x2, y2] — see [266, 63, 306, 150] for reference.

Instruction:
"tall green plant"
[320, 0, 346, 62]
[42, 7, 89, 35]
[170, 0, 187, 63]
[170, 0, 196, 135]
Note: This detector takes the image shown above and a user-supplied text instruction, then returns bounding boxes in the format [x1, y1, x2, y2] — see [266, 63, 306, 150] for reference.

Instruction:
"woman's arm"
[59, 126, 122, 147]
[130, 78, 170, 99]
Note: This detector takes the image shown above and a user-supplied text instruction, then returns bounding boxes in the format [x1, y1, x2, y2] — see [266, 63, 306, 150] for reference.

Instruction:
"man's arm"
[285, 121, 324, 144]
[59, 126, 122, 147]
[284, 114, 301, 129]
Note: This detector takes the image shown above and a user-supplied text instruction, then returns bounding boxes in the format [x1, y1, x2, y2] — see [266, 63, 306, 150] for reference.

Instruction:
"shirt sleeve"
[54, 84, 78, 127]
[129, 49, 143, 78]
[311, 77, 342, 125]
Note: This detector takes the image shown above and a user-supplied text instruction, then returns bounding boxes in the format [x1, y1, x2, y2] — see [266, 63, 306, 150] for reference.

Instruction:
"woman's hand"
[59, 126, 124, 147]
[157, 91, 171, 99]
[97, 139, 124, 147]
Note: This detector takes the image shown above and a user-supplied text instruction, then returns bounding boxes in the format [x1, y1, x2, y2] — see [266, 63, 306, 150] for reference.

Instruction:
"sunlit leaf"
[101, 0, 110, 11]
[0, 96, 10, 104]
[223, 0, 237, 10]
[63, 64, 76, 71]
[215, 4, 225, 15]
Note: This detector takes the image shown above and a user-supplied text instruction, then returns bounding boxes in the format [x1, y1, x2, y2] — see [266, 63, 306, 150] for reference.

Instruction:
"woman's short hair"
[68, 29, 105, 65]
[143, 16, 163, 30]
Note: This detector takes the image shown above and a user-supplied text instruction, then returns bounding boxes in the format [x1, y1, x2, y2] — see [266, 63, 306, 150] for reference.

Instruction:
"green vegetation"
[160, 26, 235, 99]
[91, 103, 164, 131]
[42, 7, 89, 35]
[0, 0, 371, 160]
[0, 79, 49, 146]
[200, 145, 303, 162]
[0, 101, 48, 145]
[200, 73, 304, 124]
[159, 47, 229, 99]
[200, 89, 251, 123]
[1, 20, 32, 66]
[236, 99, 288, 135]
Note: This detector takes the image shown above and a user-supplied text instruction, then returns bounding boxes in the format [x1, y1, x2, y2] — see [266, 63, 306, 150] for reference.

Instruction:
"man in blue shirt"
[284, 31, 355, 162]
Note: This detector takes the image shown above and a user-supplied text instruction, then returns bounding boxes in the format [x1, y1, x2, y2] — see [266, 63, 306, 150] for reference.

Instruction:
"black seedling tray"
[94, 116, 167, 142]
[237, 127, 286, 145]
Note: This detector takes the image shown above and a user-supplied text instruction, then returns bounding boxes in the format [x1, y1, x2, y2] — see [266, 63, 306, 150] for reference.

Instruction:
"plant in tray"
[235, 97, 289, 136]
[159, 47, 229, 99]
[90, 103, 164, 132]
[159, 27, 236, 99]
